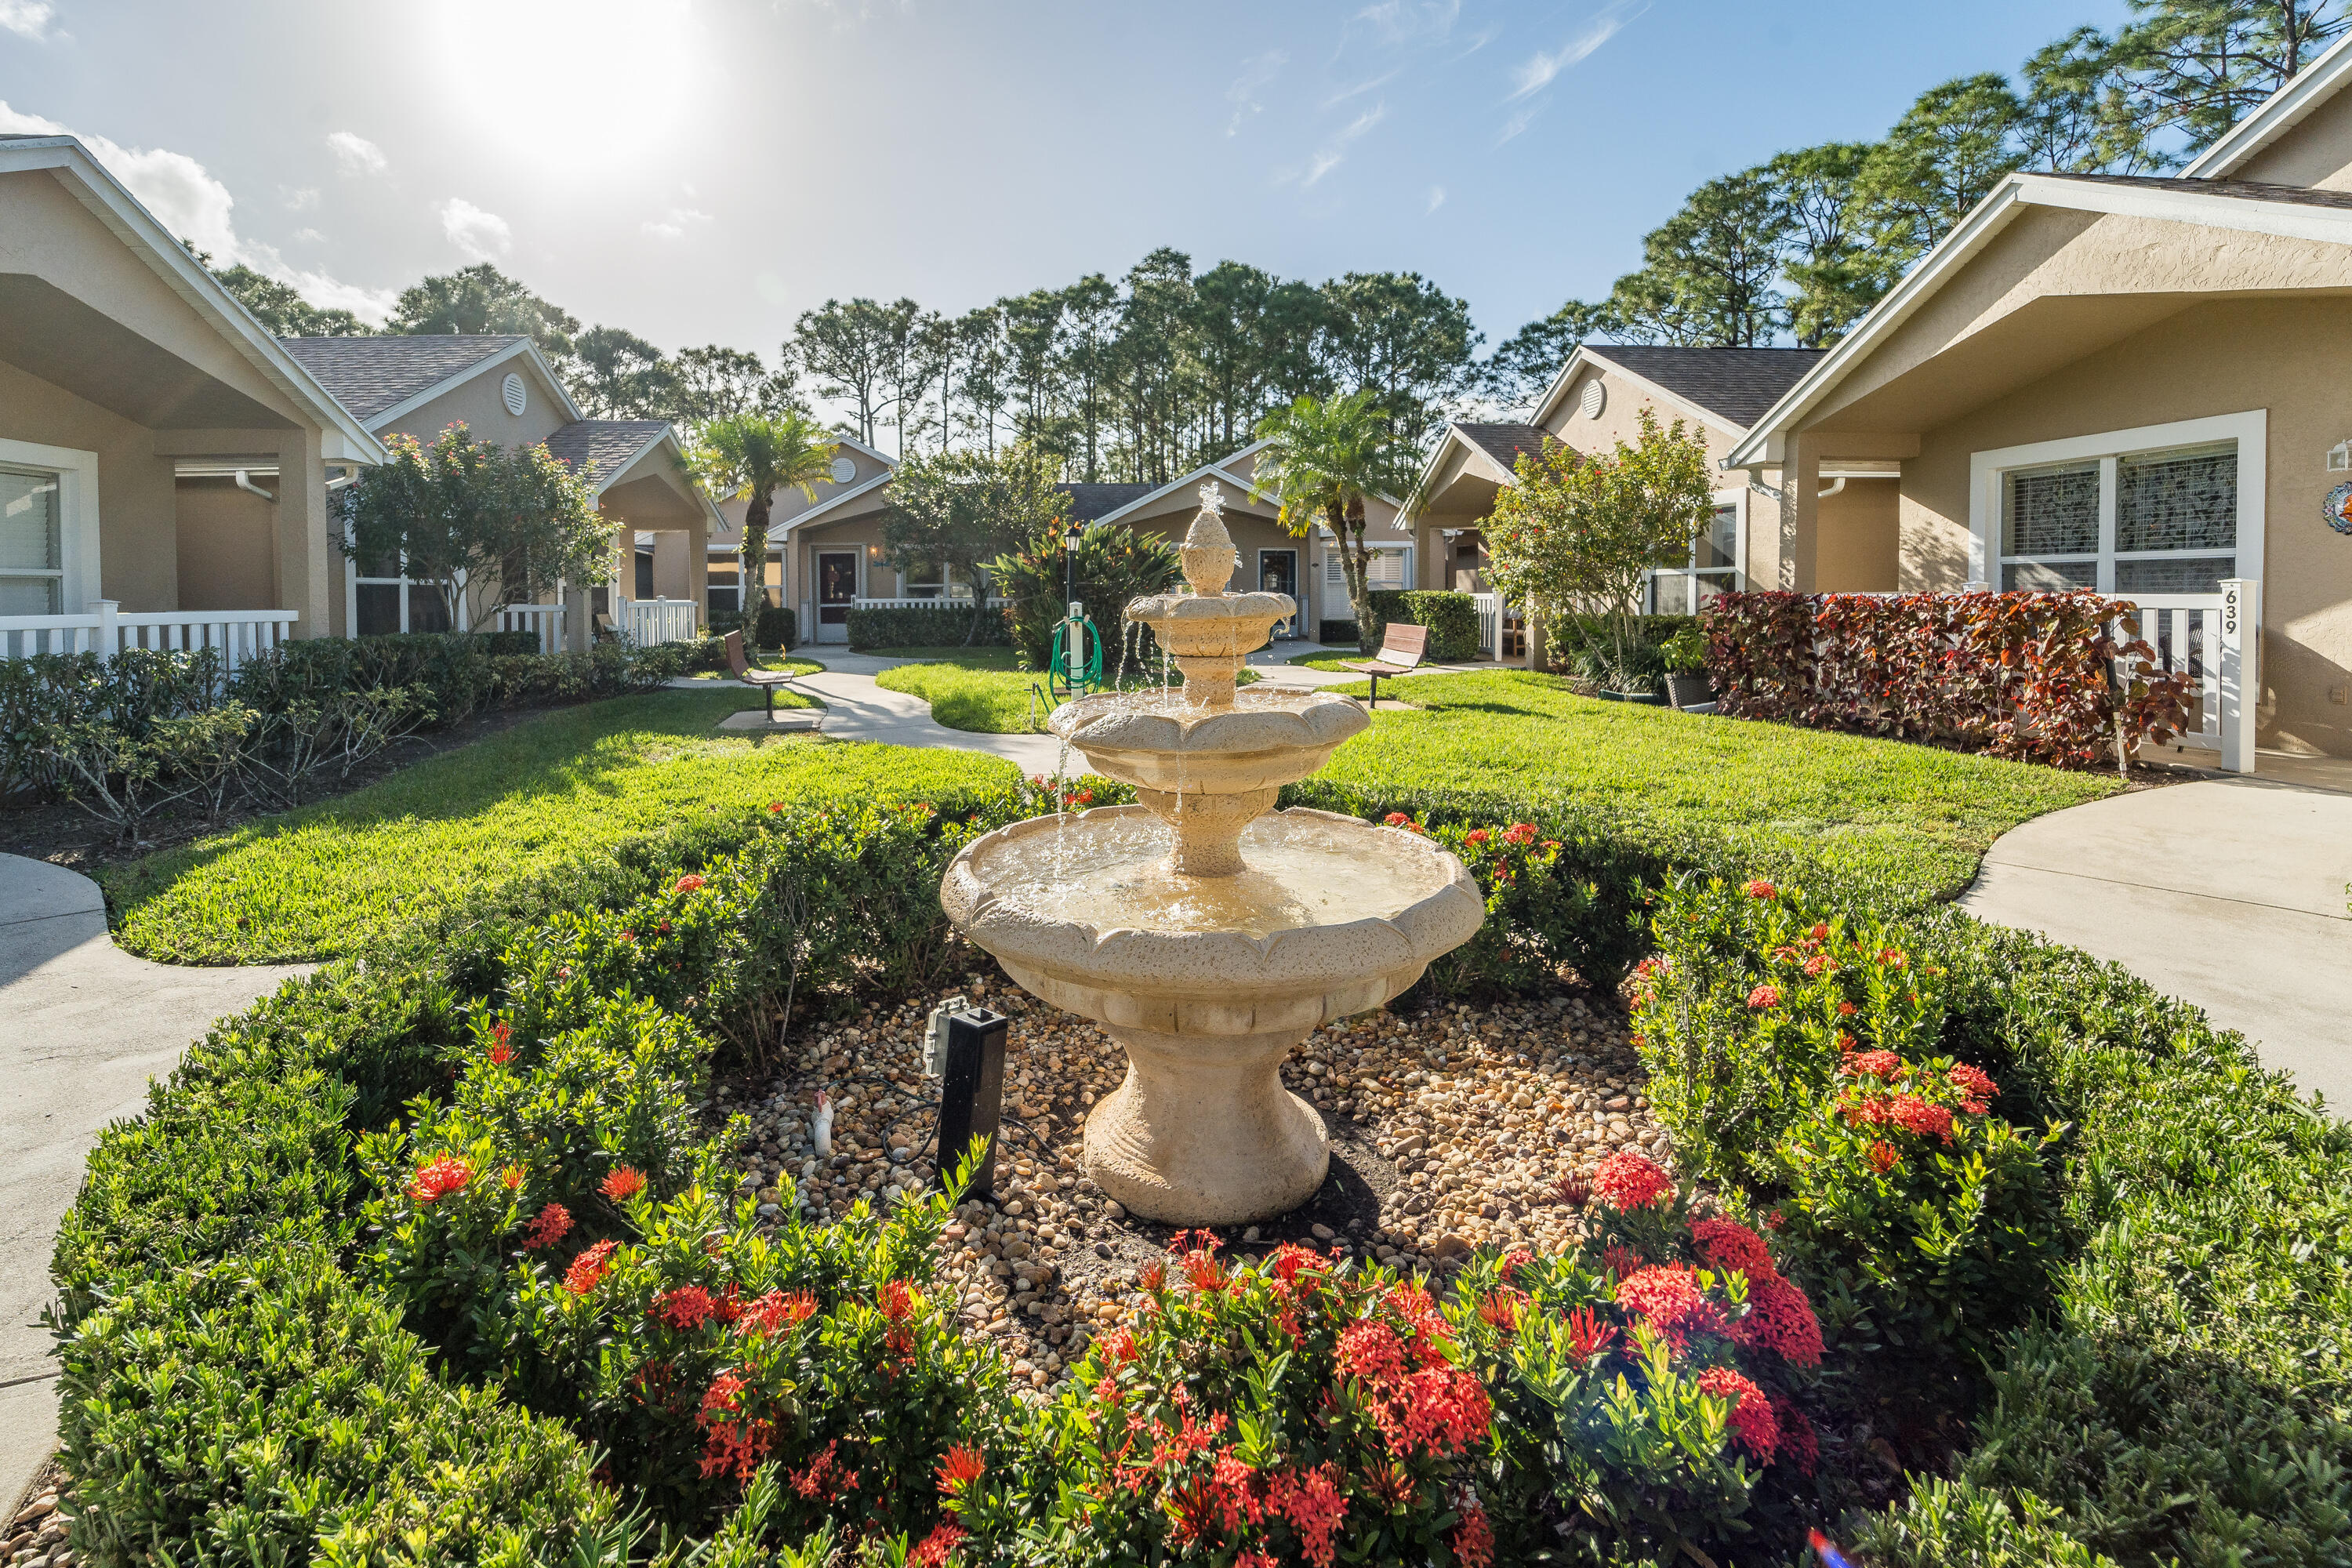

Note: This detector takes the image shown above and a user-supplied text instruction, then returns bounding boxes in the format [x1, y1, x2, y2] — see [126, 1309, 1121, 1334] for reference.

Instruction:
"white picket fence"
[1472, 593, 1502, 657]
[615, 596, 699, 646]
[0, 600, 299, 671]
[853, 597, 1011, 612]
[2114, 580, 2258, 773]
[491, 601, 566, 655]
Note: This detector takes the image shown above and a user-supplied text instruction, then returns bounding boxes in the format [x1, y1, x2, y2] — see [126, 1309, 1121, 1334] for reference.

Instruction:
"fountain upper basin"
[940, 805, 1484, 1036]
[1048, 686, 1368, 796]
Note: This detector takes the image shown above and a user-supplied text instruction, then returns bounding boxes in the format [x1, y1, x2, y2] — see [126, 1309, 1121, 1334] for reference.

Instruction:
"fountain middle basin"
[941, 804, 1484, 1225]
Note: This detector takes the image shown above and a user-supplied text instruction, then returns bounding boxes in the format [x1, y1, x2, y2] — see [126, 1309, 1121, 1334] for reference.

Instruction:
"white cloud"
[327, 130, 387, 177]
[1508, 0, 1647, 101]
[1347, 0, 1458, 46]
[294, 227, 325, 243]
[281, 184, 319, 209]
[641, 205, 713, 240]
[0, 0, 55, 40]
[1496, 104, 1540, 146]
[1426, 184, 1446, 213]
[1321, 68, 1399, 110]
[1279, 100, 1388, 188]
[1225, 49, 1286, 136]
[0, 100, 397, 321]
[438, 197, 511, 261]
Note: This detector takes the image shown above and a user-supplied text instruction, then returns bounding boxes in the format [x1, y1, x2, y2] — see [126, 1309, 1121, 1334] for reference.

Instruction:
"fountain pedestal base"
[1083, 1023, 1330, 1225]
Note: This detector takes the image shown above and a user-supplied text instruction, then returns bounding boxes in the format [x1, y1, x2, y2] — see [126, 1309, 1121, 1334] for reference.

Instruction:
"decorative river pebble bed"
[720, 973, 1668, 1395]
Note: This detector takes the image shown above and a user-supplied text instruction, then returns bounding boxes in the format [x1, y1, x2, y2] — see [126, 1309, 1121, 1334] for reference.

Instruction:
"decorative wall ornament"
[2325, 481, 2352, 536]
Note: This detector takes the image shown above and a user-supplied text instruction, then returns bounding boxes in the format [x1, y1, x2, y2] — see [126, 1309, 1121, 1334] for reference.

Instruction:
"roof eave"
[1088, 438, 1276, 527]
[361, 336, 583, 432]
[2, 137, 388, 464]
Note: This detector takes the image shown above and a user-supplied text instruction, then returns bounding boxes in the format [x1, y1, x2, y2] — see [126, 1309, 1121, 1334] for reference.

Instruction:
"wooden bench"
[724, 630, 799, 717]
[1341, 622, 1428, 708]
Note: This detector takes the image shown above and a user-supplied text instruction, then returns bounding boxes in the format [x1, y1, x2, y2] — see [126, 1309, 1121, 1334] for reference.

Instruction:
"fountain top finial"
[1179, 480, 1239, 598]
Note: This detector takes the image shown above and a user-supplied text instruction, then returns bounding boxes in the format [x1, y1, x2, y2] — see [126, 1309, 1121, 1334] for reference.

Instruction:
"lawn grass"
[1311, 670, 2124, 904]
[103, 688, 1017, 964]
[876, 649, 1256, 734]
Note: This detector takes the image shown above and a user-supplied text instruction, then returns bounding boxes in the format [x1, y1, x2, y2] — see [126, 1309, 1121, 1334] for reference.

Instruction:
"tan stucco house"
[1405, 345, 1876, 617]
[1727, 32, 2352, 760]
[278, 334, 718, 649]
[1, 133, 383, 653]
[716, 437, 1409, 645]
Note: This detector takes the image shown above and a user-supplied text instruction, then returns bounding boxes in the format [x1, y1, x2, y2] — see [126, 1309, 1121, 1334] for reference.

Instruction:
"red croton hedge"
[1704, 590, 2198, 768]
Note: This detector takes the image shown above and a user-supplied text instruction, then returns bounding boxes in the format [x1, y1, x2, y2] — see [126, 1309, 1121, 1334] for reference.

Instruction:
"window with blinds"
[1998, 441, 2238, 594]
[0, 465, 64, 615]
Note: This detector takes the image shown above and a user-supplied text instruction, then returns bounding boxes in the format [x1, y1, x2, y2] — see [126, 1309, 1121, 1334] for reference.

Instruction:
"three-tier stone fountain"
[942, 483, 1483, 1225]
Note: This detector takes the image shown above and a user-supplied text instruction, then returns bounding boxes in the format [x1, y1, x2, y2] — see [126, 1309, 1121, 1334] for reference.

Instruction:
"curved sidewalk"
[0, 855, 310, 1507]
[1958, 774, 2352, 1111]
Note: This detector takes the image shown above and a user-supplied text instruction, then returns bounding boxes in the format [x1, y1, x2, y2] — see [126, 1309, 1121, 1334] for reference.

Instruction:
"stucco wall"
[376, 358, 570, 448]
[1814, 477, 1901, 592]
[173, 477, 275, 611]
[2228, 86, 2352, 191]
[1893, 296, 2352, 755]
[0, 357, 178, 610]
[1541, 362, 1747, 470]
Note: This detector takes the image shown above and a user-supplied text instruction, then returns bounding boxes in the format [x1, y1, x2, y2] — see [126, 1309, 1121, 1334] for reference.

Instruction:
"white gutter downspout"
[1817, 476, 1847, 499]
[233, 469, 277, 503]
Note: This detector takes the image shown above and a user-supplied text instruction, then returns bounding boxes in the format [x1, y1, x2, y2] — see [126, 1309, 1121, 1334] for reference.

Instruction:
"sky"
[0, 0, 2137, 366]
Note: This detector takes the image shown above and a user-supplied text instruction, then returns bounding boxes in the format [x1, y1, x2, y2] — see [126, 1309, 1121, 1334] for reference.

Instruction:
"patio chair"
[725, 630, 799, 717]
[1340, 622, 1428, 709]
[593, 612, 622, 645]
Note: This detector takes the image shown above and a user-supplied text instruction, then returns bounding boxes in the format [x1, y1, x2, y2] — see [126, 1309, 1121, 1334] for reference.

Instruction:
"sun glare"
[425, 0, 703, 175]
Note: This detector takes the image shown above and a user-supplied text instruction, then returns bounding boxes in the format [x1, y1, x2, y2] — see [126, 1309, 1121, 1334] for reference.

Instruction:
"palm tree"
[687, 410, 840, 625]
[1251, 390, 1415, 652]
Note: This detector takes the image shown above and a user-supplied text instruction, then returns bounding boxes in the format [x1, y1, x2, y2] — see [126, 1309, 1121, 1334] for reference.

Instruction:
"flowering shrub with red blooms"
[1446, 1159, 1827, 1563]
[1631, 877, 1953, 1184]
[981, 1235, 1500, 1568]
[600, 1166, 648, 1202]
[1704, 589, 2196, 769]
[406, 1155, 474, 1204]
[1381, 815, 1594, 1000]
[1592, 1149, 1675, 1212]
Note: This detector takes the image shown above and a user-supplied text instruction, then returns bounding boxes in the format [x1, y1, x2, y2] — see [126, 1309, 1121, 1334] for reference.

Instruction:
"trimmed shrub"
[754, 603, 797, 650]
[1542, 613, 1699, 691]
[1365, 590, 1481, 661]
[1706, 590, 2198, 769]
[1318, 617, 1361, 646]
[482, 629, 543, 656]
[846, 603, 1009, 650]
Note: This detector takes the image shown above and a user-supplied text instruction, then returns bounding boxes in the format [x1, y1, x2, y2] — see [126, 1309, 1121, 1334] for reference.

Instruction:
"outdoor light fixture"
[2330, 439, 2351, 472]
[925, 1001, 1008, 1202]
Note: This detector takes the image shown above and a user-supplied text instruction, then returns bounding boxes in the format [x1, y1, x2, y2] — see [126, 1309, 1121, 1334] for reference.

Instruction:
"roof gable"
[278, 334, 574, 426]
[1551, 346, 1828, 431]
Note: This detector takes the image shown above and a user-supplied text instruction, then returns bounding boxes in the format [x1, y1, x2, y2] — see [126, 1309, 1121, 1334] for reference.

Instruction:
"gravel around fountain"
[717, 975, 1666, 1396]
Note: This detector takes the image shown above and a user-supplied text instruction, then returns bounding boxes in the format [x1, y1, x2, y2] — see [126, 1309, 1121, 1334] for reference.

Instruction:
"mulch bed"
[720, 975, 1666, 1395]
[0, 706, 541, 878]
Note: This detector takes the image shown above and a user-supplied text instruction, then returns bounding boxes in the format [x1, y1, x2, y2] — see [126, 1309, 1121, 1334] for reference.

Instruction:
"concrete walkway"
[0, 855, 310, 1505]
[1959, 770, 2352, 1110]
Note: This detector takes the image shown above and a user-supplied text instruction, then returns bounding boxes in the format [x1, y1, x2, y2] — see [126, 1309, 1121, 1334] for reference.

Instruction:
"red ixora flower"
[600, 1166, 648, 1202]
[1888, 1094, 1956, 1144]
[1745, 982, 1782, 1010]
[935, 1444, 985, 1494]
[673, 873, 706, 893]
[1841, 1050, 1906, 1080]
[651, 1284, 720, 1330]
[564, 1239, 619, 1294]
[736, 1289, 818, 1338]
[1697, 1366, 1780, 1462]
[1616, 1265, 1728, 1350]
[520, 1201, 572, 1250]
[1690, 1215, 1775, 1281]
[1949, 1062, 1999, 1112]
[1563, 1305, 1615, 1363]
[1502, 822, 1538, 845]
[1732, 1272, 1825, 1368]
[1383, 811, 1412, 826]
[1742, 879, 1777, 899]
[1592, 1149, 1675, 1212]
[1464, 828, 1492, 845]
[1453, 1502, 1496, 1568]
[1866, 1141, 1901, 1174]
[1837, 1000, 1858, 1016]
[1266, 1463, 1348, 1568]
[909, 1519, 964, 1567]
[406, 1156, 473, 1205]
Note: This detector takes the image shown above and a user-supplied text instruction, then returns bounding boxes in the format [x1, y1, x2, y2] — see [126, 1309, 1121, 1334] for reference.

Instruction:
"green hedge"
[754, 604, 797, 650]
[44, 760, 2350, 1563]
[1366, 590, 1481, 661]
[1318, 618, 1363, 647]
[846, 604, 1008, 650]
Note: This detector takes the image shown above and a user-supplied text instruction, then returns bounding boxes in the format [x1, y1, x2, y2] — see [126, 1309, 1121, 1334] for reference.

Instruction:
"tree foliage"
[881, 445, 1066, 642]
[1485, 0, 2351, 383]
[1251, 390, 1419, 652]
[214, 264, 373, 337]
[1483, 409, 1713, 690]
[685, 412, 839, 614]
[343, 424, 609, 631]
[388, 263, 581, 365]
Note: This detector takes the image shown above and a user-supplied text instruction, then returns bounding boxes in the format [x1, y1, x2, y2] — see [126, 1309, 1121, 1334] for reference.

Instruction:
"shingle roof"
[278, 334, 524, 421]
[543, 420, 669, 488]
[1455, 422, 1550, 471]
[1058, 482, 1156, 521]
[2038, 169, 2352, 212]
[1578, 346, 1828, 430]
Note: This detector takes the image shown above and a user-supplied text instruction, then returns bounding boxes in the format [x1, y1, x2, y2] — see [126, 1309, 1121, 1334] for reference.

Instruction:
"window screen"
[2003, 463, 2099, 557]
[2118, 443, 2234, 554]
[0, 465, 63, 615]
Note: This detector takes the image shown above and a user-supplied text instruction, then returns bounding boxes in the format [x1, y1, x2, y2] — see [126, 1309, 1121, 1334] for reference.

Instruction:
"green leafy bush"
[755, 603, 797, 650]
[1375, 813, 1609, 999]
[985, 521, 1179, 669]
[846, 603, 1010, 650]
[1365, 590, 1481, 661]
[1318, 617, 1360, 646]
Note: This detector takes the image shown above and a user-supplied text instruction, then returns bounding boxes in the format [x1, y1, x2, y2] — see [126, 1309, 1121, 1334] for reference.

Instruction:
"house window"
[1646, 503, 1739, 615]
[351, 545, 452, 635]
[0, 464, 64, 615]
[1325, 549, 1410, 590]
[900, 559, 976, 601]
[707, 561, 740, 617]
[1980, 416, 2259, 597]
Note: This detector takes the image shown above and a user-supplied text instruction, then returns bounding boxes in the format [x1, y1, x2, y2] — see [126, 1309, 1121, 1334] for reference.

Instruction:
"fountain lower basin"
[941, 805, 1484, 1224]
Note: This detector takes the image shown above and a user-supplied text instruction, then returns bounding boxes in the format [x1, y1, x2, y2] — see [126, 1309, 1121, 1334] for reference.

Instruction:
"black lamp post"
[1062, 518, 1085, 678]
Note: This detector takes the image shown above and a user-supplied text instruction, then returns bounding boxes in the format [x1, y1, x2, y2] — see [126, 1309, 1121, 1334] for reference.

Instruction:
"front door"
[1258, 549, 1298, 638]
[816, 551, 858, 643]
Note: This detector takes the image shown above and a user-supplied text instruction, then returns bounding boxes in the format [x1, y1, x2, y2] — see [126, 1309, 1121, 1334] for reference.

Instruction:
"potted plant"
[1661, 619, 1714, 710]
